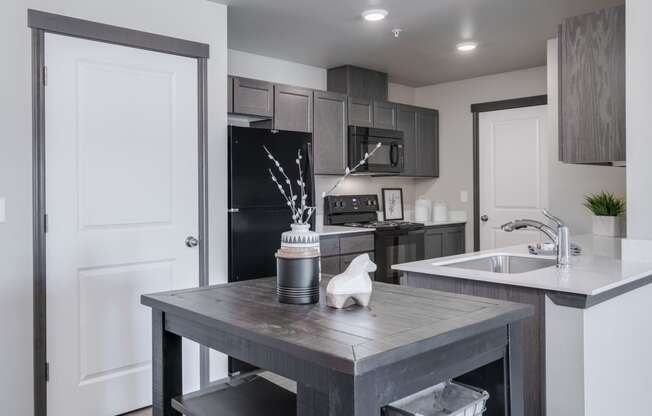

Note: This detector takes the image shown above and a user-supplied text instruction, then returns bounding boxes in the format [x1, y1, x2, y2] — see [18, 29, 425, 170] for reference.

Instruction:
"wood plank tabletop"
[141, 277, 532, 375]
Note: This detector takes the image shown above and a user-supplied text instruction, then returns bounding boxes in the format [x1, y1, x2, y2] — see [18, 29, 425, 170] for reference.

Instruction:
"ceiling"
[216, 0, 623, 86]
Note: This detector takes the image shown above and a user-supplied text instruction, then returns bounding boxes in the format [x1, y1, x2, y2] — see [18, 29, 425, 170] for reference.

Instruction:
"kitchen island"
[393, 235, 652, 416]
[141, 277, 532, 416]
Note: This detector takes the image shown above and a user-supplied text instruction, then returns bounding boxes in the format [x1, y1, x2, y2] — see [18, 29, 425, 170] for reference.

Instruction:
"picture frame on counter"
[382, 188, 404, 221]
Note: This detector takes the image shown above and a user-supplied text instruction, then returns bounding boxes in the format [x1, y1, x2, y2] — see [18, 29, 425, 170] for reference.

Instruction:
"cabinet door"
[397, 105, 419, 176]
[348, 97, 373, 127]
[313, 90, 348, 174]
[227, 76, 233, 113]
[424, 229, 444, 259]
[373, 101, 397, 129]
[416, 109, 439, 177]
[559, 5, 625, 163]
[232, 77, 273, 117]
[274, 85, 313, 132]
[443, 226, 466, 256]
[321, 256, 340, 276]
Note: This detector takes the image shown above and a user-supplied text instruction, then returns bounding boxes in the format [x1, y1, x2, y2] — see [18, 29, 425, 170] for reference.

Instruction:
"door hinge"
[44, 214, 48, 233]
[45, 362, 50, 382]
[42, 66, 48, 86]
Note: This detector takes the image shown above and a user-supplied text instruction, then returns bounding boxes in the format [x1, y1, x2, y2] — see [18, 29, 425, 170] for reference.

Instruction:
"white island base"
[546, 283, 652, 416]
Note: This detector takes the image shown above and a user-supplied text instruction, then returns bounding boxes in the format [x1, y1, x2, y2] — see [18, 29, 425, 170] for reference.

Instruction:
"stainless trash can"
[383, 381, 489, 416]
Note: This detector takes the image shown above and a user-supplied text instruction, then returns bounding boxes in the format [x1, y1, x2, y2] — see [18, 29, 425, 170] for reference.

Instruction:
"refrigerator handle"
[306, 141, 316, 230]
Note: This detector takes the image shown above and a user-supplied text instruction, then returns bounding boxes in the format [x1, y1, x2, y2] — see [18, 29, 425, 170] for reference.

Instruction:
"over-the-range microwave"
[348, 126, 404, 174]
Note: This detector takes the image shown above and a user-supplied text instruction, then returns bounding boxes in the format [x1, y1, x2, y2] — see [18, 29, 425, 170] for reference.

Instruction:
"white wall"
[228, 49, 326, 90]
[413, 67, 549, 251]
[625, 0, 652, 255]
[0, 1, 228, 414]
[546, 39, 626, 237]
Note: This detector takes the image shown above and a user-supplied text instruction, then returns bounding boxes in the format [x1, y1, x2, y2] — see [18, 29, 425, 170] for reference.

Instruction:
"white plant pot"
[592, 215, 622, 237]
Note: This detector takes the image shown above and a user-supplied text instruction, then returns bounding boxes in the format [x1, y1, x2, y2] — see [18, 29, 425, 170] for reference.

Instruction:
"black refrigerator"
[228, 126, 314, 373]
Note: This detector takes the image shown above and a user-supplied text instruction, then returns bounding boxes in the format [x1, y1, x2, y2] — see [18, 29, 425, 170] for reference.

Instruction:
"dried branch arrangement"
[264, 146, 315, 225]
[321, 142, 382, 198]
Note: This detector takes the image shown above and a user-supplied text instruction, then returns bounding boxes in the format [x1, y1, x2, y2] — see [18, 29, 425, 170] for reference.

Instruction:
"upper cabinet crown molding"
[559, 5, 626, 164]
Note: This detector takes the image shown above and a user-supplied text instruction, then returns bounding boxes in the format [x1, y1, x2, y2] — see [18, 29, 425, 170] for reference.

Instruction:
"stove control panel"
[325, 194, 378, 213]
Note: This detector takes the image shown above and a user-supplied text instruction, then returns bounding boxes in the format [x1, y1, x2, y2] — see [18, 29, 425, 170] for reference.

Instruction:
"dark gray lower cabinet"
[425, 225, 466, 258]
[313, 90, 348, 175]
[232, 77, 273, 117]
[320, 233, 374, 278]
[274, 84, 313, 133]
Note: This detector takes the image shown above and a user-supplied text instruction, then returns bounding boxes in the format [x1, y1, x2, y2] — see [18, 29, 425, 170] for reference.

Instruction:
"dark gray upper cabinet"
[327, 65, 388, 101]
[559, 5, 625, 164]
[416, 109, 439, 177]
[227, 76, 233, 113]
[273, 85, 313, 133]
[397, 105, 418, 176]
[348, 97, 373, 127]
[373, 101, 397, 130]
[313, 90, 348, 175]
[232, 77, 273, 118]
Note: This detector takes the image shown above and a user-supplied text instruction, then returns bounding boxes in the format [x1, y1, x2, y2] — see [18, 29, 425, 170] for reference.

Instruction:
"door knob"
[185, 236, 199, 247]
[480, 215, 489, 222]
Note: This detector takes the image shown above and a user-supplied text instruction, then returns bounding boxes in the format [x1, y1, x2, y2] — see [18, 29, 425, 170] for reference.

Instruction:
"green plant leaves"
[583, 191, 625, 216]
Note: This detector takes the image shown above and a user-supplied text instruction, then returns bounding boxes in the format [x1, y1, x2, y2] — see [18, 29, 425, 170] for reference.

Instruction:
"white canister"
[415, 197, 432, 223]
[433, 202, 448, 222]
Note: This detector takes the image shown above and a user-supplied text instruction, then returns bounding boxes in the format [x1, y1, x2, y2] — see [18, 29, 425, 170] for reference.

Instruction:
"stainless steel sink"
[436, 255, 557, 274]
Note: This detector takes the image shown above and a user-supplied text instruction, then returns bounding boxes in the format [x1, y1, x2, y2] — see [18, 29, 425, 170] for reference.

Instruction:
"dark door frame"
[28, 10, 211, 416]
[470, 95, 547, 251]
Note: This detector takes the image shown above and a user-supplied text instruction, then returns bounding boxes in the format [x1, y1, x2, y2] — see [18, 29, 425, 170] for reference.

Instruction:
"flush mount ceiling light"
[457, 41, 478, 52]
[362, 9, 388, 22]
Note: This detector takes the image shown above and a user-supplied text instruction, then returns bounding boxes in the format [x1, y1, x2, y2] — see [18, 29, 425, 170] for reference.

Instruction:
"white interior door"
[479, 105, 549, 250]
[45, 33, 200, 416]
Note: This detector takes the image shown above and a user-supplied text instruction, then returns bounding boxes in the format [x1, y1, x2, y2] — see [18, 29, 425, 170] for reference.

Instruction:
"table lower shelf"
[171, 375, 297, 416]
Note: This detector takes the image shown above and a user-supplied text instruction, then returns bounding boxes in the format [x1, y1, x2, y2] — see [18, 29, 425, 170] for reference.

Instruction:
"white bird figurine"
[326, 253, 377, 308]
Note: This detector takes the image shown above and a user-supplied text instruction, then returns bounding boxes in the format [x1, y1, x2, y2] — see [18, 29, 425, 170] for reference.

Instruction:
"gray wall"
[0, 1, 228, 414]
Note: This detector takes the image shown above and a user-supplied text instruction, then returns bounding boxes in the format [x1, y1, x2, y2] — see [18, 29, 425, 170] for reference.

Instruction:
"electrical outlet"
[460, 190, 468, 203]
[0, 197, 5, 223]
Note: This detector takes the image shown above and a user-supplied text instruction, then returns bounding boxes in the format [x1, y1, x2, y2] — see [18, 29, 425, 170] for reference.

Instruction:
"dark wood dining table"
[141, 277, 532, 416]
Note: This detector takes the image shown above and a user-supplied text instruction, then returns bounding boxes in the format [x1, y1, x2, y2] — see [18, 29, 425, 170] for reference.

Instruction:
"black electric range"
[324, 195, 425, 284]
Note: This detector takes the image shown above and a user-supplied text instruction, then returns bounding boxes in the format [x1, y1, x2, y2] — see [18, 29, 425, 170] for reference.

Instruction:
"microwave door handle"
[390, 144, 399, 166]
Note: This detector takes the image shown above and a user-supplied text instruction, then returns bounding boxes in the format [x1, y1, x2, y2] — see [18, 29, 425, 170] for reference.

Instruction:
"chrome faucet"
[501, 209, 572, 268]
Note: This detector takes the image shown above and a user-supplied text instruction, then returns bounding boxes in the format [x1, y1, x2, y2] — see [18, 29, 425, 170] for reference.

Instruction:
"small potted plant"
[583, 191, 625, 237]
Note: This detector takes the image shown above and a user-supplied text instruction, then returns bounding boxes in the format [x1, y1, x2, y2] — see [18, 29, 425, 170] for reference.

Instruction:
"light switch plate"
[0, 197, 5, 223]
[460, 190, 468, 203]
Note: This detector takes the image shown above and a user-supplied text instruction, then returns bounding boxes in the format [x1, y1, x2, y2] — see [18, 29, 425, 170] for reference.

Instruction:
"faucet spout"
[500, 211, 573, 268]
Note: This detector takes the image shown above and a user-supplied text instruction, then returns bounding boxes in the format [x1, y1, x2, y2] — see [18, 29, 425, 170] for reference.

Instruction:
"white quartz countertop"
[392, 234, 652, 296]
[314, 224, 373, 236]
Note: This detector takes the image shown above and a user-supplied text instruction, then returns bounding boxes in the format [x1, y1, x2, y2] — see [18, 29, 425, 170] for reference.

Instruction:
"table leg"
[297, 383, 329, 416]
[328, 372, 378, 416]
[152, 310, 182, 416]
[506, 323, 525, 416]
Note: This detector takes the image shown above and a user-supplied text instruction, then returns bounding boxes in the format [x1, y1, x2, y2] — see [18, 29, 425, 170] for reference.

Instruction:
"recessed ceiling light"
[362, 9, 388, 22]
[457, 41, 478, 52]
